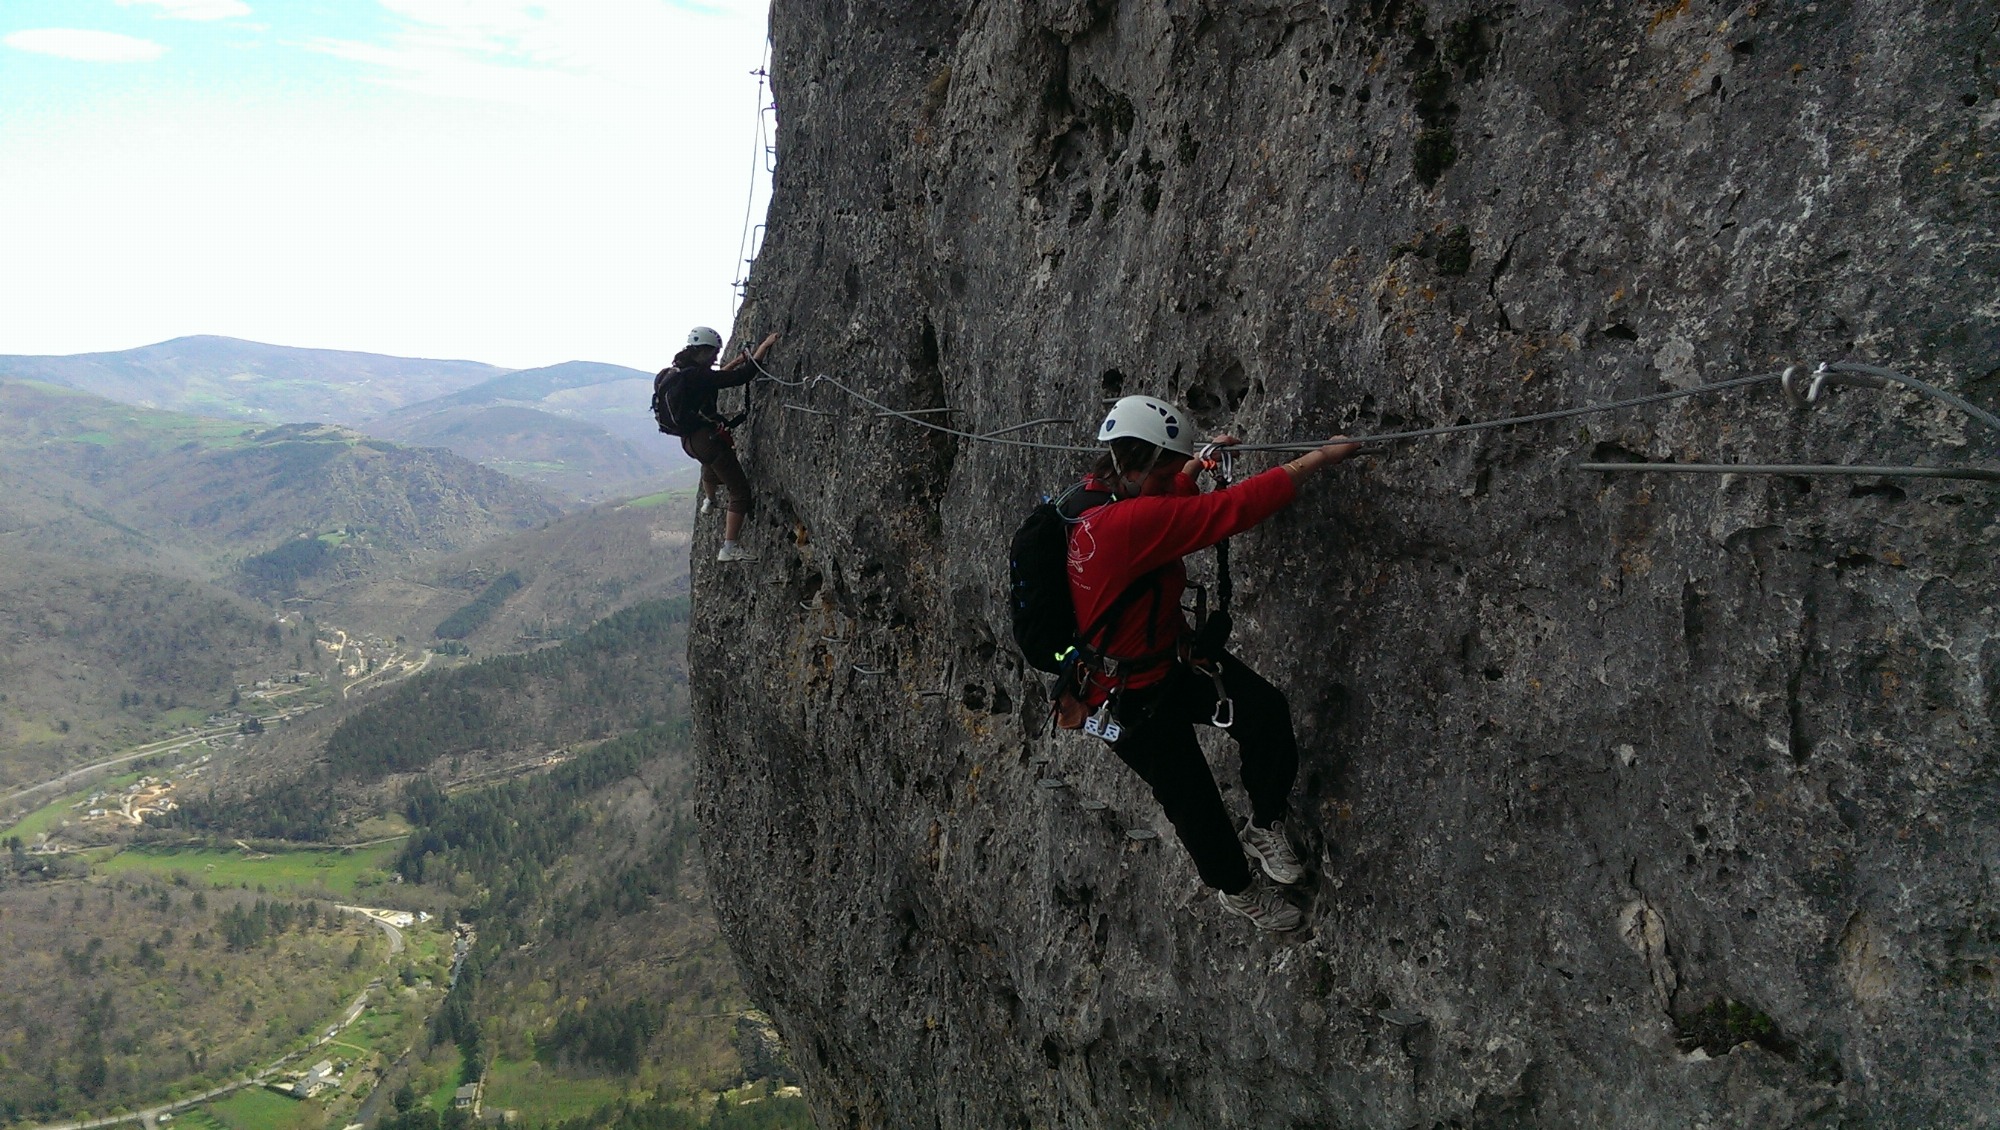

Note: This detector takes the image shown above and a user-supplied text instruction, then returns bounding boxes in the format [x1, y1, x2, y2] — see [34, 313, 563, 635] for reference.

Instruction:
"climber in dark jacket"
[1067, 395, 1358, 931]
[658, 326, 778, 561]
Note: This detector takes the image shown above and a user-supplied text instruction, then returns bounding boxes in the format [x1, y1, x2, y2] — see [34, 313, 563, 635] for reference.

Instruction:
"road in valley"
[0, 705, 319, 809]
[23, 914, 413, 1130]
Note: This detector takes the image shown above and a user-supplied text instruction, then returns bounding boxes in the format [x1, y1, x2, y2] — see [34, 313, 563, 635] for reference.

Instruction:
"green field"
[0, 770, 147, 843]
[423, 1076, 461, 1115]
[173, 1107, 230, 1130]
[97, 840, 405, 896]
[205, 1085, 314, 1130]
[486, 460, 570, 475]
[621, 488, 697, 510]
[347, 990, 428, 1060]
[0, 380, 261, 452]
[480, 1059, 628, 1125]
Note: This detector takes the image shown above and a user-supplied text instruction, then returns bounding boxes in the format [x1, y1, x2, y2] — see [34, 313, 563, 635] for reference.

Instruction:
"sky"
[0, 0, 774, 371]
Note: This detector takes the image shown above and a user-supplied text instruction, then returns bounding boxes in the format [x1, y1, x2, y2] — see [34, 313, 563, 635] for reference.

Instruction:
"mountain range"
[0, 377, 566, 787]
[0, 337, 695, 501]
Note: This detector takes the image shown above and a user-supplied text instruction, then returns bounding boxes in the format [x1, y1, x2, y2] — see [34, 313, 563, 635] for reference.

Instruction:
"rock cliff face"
[689, 2, 2000, 1125]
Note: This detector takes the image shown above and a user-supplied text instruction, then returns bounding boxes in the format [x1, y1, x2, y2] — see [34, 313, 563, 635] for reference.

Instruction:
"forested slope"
[322, 597, 690, 780]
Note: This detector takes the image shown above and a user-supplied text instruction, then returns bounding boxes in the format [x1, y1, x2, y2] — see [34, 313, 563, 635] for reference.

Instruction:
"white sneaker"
[1241, 820, 1306, 885]
[698, 494, 713, 515]
[1218, 878, 1303, 932]
[715, 542, 754, 562]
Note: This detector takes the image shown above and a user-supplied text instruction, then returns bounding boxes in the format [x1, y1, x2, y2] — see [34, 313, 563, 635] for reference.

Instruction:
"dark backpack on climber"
[1008, 485, 1172, 716]
[650, 368, 694, 437]
[1010, 475, 1235, 727]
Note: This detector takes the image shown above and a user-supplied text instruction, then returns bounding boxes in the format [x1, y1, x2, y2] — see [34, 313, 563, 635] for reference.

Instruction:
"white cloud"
[0, 0, 773, 370]
[303, 0, 764, 107]
[3, 28, 167, 62]
[116, 0, 253, 19]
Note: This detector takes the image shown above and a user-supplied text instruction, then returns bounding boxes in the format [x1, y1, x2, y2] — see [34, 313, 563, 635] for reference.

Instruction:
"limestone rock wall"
[690, 1, 2000, 1124]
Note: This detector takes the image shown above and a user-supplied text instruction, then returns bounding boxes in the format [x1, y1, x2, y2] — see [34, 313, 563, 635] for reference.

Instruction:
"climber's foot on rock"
[1218, 877, 1303, 932]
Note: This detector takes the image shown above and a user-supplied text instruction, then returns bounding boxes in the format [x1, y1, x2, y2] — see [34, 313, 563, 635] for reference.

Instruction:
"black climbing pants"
[1108, 652, 1298, 894]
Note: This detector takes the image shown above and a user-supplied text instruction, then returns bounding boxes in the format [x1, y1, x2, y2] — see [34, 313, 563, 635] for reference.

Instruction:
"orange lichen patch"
[1648, 0, 1691, 34]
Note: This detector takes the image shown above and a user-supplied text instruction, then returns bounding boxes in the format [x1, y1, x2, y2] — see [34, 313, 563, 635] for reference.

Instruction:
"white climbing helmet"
[1097, 394, 1195, 456]
[685, 326, 722, 350]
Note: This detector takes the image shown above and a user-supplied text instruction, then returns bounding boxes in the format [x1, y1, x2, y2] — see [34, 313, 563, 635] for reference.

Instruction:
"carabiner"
[1204, 664, 1233, 728]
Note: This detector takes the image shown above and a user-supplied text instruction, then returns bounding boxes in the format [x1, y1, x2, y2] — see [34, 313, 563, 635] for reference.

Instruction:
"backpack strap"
[1063, 484, 1180, 678]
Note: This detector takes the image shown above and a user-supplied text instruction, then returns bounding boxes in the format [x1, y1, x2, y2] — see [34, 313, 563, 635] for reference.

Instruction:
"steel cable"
[744, 354, 1996, 479]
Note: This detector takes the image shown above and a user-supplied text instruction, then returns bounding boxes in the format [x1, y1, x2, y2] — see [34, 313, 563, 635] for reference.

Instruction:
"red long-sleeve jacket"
[1066, 465, 1297, 702]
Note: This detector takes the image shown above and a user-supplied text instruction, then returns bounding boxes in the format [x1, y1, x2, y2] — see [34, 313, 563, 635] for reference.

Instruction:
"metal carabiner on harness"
[1197, 660, 1233, 729]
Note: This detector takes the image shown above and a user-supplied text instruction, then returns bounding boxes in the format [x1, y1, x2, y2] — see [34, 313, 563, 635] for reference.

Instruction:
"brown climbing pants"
[681, 427, 751, 514]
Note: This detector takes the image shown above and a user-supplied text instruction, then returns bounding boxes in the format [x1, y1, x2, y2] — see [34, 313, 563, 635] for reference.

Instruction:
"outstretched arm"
[1282, 436, 1361, 484]
[719, 332, 781, 372]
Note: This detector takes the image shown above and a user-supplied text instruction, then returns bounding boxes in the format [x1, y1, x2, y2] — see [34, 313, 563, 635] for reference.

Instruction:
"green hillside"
[363, 361, 689, 502]
[321, 597, 690, 780]
[0, 336, 507, 424]
[0, 876, 394, 1124]
[325, 489, 695, 655]
[0, 553, 312, 790]
[0, 378, 566, 794]
[396, 725, 800, 1125]
[0, 380, 565, 570]
[148, 592, 801, 1127]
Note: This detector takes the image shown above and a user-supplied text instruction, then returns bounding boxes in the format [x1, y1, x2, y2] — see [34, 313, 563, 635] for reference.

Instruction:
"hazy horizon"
[0, 0, 774, 373]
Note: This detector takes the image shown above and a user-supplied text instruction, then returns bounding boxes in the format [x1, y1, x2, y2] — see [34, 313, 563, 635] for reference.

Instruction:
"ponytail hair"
[1090, 437, 1168, 488]
[671, 344, 716, 370]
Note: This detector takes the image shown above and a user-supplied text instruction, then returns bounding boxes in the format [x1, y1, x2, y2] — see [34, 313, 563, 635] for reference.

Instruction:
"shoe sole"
[1216, 900, 1312, 924]
[1219, 899, 1303, 932]
[1242, 838, 1306, 886]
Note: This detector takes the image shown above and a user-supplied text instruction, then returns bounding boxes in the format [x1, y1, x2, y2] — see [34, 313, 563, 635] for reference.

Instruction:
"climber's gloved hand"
[1189, 434, 1240, 476]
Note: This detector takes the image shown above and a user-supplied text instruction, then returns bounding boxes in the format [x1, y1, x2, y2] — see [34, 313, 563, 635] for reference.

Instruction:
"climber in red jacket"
[1067, 395, 1358, 931]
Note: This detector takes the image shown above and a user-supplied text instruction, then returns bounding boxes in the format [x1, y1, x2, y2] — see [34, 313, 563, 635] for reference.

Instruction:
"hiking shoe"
[1218, 878, 1302, 932]
[715, 543, 754, 562]
[698, 494, 714, 515]
[1241, 820, 1305, 885]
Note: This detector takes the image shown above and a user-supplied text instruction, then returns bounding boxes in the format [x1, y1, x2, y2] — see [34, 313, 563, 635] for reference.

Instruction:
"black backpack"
[1009, 485, 1165, 676]
[650, 368, 693, 436]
